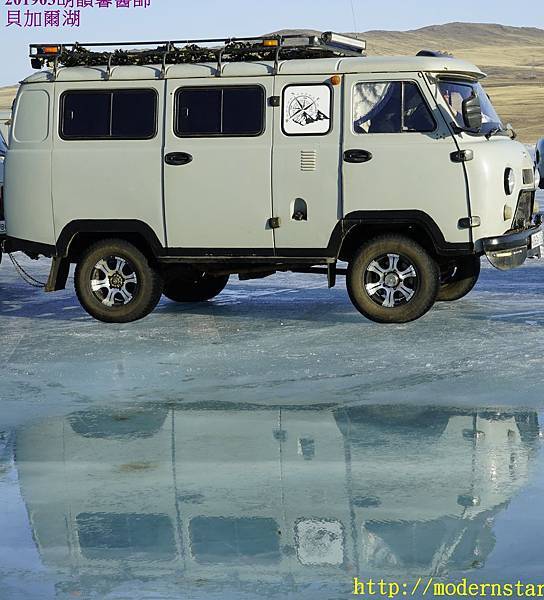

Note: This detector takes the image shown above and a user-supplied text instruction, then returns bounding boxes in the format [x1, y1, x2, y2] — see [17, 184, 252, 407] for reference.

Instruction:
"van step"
[291, 267, 347, 276]
[158, 256, 334, 265]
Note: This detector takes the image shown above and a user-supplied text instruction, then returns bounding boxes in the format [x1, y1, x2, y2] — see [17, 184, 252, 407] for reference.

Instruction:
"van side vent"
[301, 150, 317, 172]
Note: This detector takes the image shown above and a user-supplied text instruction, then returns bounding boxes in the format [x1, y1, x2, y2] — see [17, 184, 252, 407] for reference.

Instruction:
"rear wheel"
[75, 239, 162, 323]
[163, 269, 230, 303]
[437, 256, 480, 302]
[347, 235, 439, 323]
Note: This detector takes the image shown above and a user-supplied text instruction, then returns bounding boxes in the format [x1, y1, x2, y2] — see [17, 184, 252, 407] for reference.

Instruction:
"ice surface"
[1, 192, 544, 599]
[2, 235, 544, 426]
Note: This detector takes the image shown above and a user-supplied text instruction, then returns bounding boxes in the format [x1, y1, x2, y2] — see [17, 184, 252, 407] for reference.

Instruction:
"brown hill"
[0, 86, 16, 112]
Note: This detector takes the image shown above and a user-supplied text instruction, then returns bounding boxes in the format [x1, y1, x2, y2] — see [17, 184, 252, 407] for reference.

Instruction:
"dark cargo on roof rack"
[29, 32, 367, 72]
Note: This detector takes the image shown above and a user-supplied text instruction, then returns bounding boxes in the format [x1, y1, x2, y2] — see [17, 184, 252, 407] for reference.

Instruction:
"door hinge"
[268, 217, 281, 229]
[269, 96, 281, 107]
[450, 149, 474, 163]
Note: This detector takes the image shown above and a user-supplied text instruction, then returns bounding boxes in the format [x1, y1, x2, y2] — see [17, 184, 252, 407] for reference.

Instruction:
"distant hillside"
[1, 23, 543, 141]
[0, 86, 16, 111]
[364, 22, 544, 52]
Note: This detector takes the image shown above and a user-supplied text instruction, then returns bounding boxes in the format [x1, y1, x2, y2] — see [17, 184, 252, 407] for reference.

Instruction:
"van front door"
[342, 74, 471, 245]
[163, 78, 275, 252]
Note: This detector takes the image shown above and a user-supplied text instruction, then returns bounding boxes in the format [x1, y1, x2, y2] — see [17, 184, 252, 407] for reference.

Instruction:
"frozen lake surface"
[1, 210, 544, 599]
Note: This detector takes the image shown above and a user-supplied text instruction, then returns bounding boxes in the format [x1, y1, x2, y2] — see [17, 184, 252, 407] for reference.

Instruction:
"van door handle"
[165, 152, 193, 166]
[344, 149, 373, 163]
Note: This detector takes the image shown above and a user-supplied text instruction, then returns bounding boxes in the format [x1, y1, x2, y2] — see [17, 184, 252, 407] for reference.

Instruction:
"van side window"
[353, 82, 435, 134]
[175, 86, 264, 137]
[61, 90, 157, 140]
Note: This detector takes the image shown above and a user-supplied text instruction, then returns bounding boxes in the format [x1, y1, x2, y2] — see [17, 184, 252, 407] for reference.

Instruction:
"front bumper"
[481, 217, 543, 270]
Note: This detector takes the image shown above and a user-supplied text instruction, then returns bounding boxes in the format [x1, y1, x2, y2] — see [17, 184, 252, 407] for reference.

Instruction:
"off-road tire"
[347, 235, 440, 324]
[75, 239, 163, 323]
[163, 271, 230, 303]
[437, 256, 480, 302]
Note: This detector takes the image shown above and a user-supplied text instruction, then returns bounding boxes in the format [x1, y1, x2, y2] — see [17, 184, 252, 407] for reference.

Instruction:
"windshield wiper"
[450, 122, 482, 136]
[485, 124, 517, 140]
[506, 123, 517, 139]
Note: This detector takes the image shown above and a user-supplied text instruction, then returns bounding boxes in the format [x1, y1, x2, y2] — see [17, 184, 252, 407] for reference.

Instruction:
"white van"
[3, 33, 542, 323]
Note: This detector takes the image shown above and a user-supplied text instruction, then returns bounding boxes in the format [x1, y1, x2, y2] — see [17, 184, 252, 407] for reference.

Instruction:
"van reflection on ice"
[11, 404, 541, 595]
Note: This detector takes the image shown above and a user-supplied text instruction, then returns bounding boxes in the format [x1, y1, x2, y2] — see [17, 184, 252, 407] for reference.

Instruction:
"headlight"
[504, 168, 515, 195]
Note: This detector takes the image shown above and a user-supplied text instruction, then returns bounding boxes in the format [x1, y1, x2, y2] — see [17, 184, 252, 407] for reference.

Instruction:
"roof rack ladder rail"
[273, 41, 282, 75]
[216, 47, 225, 77]
[160, 42, 172, 79]
[106, 53, 114, 80]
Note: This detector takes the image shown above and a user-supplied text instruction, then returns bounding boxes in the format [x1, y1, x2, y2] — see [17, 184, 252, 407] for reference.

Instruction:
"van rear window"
[61, 90, 157, 140]
[175, 86, 264, 137]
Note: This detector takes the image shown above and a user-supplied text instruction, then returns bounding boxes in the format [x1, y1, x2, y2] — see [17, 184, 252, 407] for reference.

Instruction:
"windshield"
[0, 133, 6, 157]
[438, 80, 502, 134]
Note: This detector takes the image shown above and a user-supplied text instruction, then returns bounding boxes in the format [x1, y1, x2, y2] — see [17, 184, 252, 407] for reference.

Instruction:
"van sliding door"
[163, 77, 275, 252]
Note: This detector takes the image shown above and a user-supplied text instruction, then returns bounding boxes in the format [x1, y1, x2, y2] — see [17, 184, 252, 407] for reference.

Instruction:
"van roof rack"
[29, 32, 366, 74]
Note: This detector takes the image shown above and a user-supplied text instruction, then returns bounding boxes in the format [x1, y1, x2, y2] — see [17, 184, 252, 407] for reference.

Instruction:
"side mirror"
[462, 93, 482, 131]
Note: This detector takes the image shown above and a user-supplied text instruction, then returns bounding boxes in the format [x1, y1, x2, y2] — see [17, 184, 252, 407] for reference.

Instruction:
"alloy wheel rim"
[90, 256, 139, 307]
[363, 253, 418, 308]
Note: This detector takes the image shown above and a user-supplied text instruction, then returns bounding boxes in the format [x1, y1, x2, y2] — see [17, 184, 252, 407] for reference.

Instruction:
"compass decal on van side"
[282, 84, 331, 135]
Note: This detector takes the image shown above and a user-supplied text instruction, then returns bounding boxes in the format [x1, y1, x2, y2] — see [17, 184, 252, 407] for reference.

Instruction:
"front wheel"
[347, 235, 439, 324]
[75, 239, 163, 323]
[437, 256, 480, 302]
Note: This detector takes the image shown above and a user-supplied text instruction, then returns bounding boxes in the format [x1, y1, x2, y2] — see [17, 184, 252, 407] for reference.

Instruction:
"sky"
[0, 0, 543, 86]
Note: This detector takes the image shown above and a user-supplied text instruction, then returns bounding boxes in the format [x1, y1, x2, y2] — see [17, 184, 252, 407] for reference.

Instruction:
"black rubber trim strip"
[54, 211, 473, 262]
[56, 220, 164, 257]
[4, 236, 55, 257]
[163, 247, 276, 257]
[341, 210, 473, 256]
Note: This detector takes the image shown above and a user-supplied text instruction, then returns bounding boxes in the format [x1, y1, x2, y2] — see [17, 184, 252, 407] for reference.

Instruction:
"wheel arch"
[336, 210, 473, 262]
[57, 220, 164, 262]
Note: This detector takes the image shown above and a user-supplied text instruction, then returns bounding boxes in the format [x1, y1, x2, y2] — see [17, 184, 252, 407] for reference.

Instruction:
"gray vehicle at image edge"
[0, 130, 6, 260]
[2, 32, 543, 324]
[536, 136, 544, 190]
[0, 109, 11, 147]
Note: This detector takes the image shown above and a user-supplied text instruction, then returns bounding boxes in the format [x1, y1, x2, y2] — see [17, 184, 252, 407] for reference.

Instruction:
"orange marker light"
[43, 46, 60, 54]
[263, 39, 279, 47]
[330, 75, 341, 86]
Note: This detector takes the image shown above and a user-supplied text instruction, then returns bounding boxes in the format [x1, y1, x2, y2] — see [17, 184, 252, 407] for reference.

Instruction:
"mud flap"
[45, 257, 70, 292]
